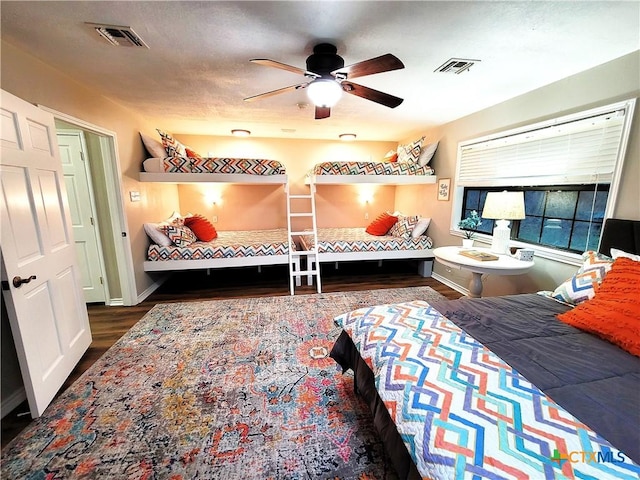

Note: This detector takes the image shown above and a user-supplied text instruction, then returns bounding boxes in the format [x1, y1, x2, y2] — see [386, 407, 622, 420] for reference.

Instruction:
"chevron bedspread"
[312, 161, 435, 176]
[147, 228, 289, 260]
[334, 300, 640, 480]
[144, 156, 286, 175]
[300, 227, 433, 253]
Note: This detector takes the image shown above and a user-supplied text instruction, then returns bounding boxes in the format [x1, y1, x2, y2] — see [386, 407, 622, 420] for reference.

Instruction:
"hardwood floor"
[1, 261, 462, 448]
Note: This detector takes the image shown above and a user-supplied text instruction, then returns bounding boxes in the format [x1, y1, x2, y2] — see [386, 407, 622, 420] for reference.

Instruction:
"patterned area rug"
[2, 287, 445, 479]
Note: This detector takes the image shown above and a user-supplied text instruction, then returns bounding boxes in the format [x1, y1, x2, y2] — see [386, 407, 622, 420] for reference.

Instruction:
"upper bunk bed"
[305, 137, 439, 185]
[139, 157, 288, 184]
[138, 130, 288, 184]
[305, 160, 436, 185]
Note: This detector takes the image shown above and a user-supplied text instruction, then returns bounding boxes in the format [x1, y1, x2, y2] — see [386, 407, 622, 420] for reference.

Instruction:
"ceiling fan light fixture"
[231, 129, 251, 137]
[339, 133, 357, 141]
[307, 79, 342, 108]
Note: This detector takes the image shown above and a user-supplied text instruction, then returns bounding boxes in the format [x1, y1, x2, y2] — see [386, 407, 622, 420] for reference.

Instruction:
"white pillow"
[142, 158, 162, 172]
[411, 217, 431, 238]
[417, 141, 438, 167]
[143, 222, 172, 246]
[611, 248, 640, 262]
[140, 132, 166, 158]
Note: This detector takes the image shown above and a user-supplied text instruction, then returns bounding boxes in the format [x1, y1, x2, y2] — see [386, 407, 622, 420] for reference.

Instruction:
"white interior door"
[0, 89, 92, 418]
[57, 130, 106, 303]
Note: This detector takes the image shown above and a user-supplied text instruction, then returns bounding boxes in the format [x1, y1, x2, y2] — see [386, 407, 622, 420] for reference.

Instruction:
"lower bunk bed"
[297, 227, 435, 280]
[144, 228, 304, 285]
[330, 218, 640, 479]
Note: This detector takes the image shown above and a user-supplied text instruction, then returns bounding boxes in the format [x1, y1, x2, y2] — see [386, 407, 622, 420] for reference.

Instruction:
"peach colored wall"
[173, 135, 419, 230]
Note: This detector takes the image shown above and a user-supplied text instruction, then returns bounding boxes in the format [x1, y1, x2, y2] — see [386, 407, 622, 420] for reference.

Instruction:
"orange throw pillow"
[185, 147, 203, 161]
[557, 257, 640, 356]
[382, 150, 398, 162]
[365, 212, 398, 236]
[184, 215, 217, 241]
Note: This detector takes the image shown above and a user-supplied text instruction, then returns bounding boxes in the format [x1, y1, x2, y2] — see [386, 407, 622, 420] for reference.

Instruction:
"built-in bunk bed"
[302, 140, 438, 278]
[331, 218, 640, 479]
[139, 153, 298, 279]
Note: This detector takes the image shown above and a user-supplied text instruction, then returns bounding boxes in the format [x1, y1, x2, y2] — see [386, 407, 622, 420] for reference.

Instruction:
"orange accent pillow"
[382, 150, 398, 162]
[557, 257, 640, 356]
[365, 213, 398, 236]
[184, 215, 217, 241]
[185, 147, 203, 161]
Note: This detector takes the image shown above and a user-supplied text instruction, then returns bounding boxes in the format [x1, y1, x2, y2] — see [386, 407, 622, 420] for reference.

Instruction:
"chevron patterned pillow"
[388, 214, 419, 238]
[552, 250, 613, 305]
[156, 129, 187, 157]
[396, 136, 424, 163]
[159, 224, 197, 247]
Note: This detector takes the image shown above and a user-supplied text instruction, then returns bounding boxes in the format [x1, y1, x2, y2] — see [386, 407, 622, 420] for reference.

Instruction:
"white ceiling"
[1, 1, 638, 141]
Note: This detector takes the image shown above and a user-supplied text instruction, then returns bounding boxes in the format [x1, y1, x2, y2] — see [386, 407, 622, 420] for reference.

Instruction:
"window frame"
[451, 99, 636, 266]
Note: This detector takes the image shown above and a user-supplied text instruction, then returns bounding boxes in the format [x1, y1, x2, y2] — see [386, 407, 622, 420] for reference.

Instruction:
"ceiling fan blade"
[332, 54, 404, 80]
[250, 59, 307, 76]
[243, 82, 309, 102]
[341, 81, 403, 108]
[315, 106, 331, 119]
[250, 59, 320, 79]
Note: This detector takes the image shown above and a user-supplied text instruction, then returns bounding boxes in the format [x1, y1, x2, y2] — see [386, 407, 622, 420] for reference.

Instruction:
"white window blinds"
[457, 108, 628, 187]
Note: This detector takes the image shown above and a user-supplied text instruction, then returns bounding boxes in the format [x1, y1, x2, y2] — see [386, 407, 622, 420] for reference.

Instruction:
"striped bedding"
[311, 161, 435, 176]
[147, 229, 290, 261]
[299, 227, 433, 253]
[332, 299, 640, 480]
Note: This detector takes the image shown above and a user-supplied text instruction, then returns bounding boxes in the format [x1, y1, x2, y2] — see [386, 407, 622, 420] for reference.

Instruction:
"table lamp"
[481, 191, 525, 254]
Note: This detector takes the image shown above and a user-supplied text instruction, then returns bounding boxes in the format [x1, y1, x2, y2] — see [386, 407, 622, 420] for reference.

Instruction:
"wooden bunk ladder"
[286, 183, 321, 295]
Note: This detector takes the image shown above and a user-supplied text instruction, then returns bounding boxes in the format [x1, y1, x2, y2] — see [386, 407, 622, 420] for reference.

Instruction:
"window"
[453, 99, 634, 261]
[462, 185, 609, 253]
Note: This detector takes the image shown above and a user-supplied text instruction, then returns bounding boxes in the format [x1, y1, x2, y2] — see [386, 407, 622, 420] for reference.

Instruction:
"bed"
[143, 227, 297, 272]
[330, 218, 640, 479]
[139, 156, 287, 184]
[139, 153, 296, 277]
[306, 160, 436, 185]
[298, 227, 435, 278]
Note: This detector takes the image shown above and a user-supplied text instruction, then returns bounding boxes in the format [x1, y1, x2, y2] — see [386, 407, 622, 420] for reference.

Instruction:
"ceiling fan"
[244, 43, 405, 119]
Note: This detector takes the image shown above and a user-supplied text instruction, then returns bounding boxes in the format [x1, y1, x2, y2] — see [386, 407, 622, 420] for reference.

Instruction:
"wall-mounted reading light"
[231, 129, 251, 137]
[339, 133, 357, 141]
[204, 189, 222, 206]
[358, 186, 374, 205]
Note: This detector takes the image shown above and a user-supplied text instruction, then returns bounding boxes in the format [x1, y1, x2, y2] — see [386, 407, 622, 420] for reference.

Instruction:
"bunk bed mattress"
[331, 297, 640, 479]
[143, 157, 286, 175]
[299, 227, 433, 253]
[147, 229, 290, 261]
[311, 161, 434, 176]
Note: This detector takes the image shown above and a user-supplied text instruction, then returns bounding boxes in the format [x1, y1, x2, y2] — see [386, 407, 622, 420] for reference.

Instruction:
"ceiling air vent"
[435, 58, 480, 74]
[86, 23, 149, 48]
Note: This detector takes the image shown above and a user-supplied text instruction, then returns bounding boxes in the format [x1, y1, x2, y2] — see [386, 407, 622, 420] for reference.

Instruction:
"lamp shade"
[482, 191, 525, 220]
[307, 79, 342, 107]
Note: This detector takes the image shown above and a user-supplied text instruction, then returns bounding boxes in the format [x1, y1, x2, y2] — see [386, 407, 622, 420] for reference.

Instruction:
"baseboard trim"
[432, 272, 469, 297]
[107, 297, 124, 307]
[137, 274, 171, 304]
[1, 387, 26, 419]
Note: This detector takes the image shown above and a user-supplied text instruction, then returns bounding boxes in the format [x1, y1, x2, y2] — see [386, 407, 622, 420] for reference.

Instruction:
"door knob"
[12, 275, 37, 288]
